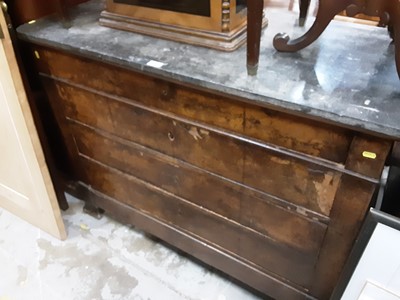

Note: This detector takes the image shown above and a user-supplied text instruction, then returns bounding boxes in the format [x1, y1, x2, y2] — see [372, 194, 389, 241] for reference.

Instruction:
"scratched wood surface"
[79, 156, 317, 288]
[70, 122, 328, 254]
[33, 45, 392, 299]
[43, 79, 345, 217]
[33, 47, 353, 163]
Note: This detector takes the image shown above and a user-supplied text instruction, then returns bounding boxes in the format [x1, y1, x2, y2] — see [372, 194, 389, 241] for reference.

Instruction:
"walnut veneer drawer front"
[71, 122, 327, 254]
[34, 47, 354, 164]
[33, 46, 392, 300]
[47, 79, 343, 217]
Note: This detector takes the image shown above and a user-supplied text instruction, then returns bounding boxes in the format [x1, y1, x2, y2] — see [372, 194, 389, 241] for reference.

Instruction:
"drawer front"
[33, 46, 353, 163]
[79, 155, 317, 289]
[45, 79, 343, 217]
[71, 121, 328, 255]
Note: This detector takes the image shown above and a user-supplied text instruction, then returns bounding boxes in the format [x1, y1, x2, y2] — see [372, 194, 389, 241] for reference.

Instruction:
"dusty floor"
[0, 195, 262, 300]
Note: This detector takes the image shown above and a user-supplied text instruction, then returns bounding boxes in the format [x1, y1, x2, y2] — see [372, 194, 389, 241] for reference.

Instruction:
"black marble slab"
[17, 0, 400, 138]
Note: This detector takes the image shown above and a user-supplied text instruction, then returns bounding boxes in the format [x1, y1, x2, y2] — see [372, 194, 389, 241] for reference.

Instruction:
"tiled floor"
[0, 195, 262, 300]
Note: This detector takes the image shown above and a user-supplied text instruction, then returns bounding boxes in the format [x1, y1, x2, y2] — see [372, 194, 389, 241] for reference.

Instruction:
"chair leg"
[247, 0, 264, 76]
[388, 24, 394, 41]
[274, 0, 352, 52]
[299, 0, 311, 26]
[392, 18, 400, 79]
[57, 0, 71, 28]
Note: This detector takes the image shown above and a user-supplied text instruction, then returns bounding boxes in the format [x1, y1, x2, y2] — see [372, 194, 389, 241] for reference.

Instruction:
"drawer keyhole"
[168, 132, 175, 141]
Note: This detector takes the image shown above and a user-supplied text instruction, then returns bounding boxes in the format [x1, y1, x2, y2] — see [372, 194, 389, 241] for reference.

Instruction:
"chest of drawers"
[17, 1, 400, 298]
[27, 45, 391, 299]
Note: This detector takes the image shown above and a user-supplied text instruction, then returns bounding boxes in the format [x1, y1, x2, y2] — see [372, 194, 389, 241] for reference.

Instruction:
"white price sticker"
[146, 60, 166, 68]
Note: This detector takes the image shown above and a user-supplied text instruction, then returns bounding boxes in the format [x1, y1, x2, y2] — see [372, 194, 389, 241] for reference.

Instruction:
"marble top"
[17, 0, 400, 138]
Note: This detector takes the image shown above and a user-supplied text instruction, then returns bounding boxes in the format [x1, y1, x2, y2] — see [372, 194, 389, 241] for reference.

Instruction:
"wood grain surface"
[32, 45, 392, 299]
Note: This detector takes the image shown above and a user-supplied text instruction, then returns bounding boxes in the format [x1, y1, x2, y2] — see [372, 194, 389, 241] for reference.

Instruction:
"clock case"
[100, 0, 264, 51]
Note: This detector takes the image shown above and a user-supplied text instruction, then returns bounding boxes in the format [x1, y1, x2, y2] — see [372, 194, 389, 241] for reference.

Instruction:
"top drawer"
[32, 46, 353, 164]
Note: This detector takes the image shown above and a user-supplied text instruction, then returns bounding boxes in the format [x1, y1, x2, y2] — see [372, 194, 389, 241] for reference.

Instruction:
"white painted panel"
[342, 223, 400, 300]
[0, 77, 32, 207]
[0, 183, 29, 207]
[387, 264, 400, 295]
[0, 8, 65, 239]
[358, 282, 400, 300]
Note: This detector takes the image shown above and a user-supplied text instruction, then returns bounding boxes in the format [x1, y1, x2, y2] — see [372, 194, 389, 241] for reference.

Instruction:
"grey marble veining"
[17, 0, 400, 138]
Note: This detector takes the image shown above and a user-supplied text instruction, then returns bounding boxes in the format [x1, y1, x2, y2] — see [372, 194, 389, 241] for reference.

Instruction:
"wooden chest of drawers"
[29, 45, 392, 299]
